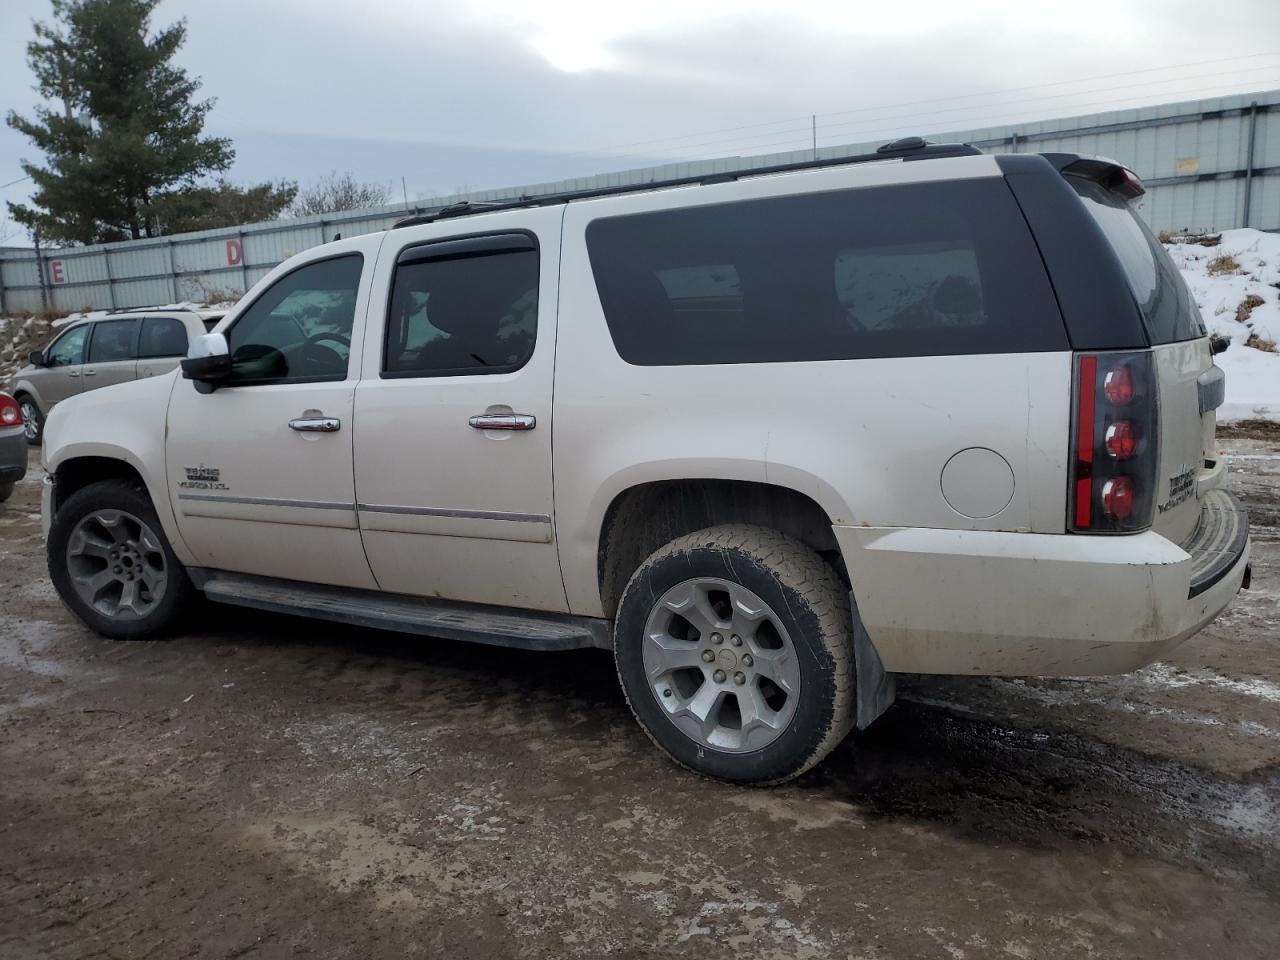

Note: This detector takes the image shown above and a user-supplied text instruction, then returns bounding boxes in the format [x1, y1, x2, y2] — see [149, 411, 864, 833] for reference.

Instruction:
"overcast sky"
[3, 0, 1280, 242]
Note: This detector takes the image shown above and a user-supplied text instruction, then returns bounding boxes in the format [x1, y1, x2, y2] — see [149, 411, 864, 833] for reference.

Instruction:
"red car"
[0, 392, 27, 502]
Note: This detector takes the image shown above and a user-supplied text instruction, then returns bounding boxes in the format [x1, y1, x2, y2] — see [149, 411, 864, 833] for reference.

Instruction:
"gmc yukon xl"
[40, 140, 1251, 784]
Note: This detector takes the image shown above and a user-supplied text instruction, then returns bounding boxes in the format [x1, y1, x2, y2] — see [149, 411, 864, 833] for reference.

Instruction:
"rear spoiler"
[1039, 153, 1146, 200]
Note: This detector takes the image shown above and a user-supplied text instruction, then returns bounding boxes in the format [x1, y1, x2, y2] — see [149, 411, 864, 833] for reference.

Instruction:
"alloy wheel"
[642, 577, 802, 753]
[65, 509, 168, 620]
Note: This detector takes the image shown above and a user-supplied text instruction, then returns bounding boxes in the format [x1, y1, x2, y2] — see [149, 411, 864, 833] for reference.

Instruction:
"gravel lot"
[2, 440, 1277, 960]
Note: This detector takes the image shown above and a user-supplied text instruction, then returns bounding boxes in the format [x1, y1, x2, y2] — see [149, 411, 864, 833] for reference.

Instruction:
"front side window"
[586, 178, 1067, 365]
[226, 254, 363, 385]
[87, 319, 138, 363]
[45, 325, 89, 367]
[383, 246, 538, 377]
[139, 317, 189, 358]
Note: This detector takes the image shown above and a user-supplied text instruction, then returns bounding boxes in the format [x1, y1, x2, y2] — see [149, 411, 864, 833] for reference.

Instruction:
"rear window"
[585, 178, 1067, 365]
[1068, 177, 1203, 344]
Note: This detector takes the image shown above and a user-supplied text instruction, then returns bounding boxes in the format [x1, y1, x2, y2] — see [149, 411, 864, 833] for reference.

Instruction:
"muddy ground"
[1, 441, 1278, 960]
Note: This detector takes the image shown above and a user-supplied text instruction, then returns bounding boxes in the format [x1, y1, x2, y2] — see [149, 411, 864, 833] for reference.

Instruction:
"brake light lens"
[0, 395, 21, 427]
[1069, 351, 1159, 533]
[1104, 421, 1138, 459]
[1103, 365, 1134, 405]
[1101, 476, 1135, 519]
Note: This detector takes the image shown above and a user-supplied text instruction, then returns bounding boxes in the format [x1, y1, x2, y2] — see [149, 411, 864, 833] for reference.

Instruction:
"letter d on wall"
[225, 238, 243, 267]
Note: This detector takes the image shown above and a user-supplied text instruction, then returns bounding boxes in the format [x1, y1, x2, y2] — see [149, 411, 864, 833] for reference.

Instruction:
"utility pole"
[33, 227, 50, 313]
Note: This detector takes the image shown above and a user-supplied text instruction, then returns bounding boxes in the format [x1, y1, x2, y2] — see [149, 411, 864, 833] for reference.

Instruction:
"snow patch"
[1164, 228, 1280, 421]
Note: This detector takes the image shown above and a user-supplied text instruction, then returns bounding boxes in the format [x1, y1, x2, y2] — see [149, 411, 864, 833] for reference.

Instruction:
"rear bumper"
[836, 491, 1250, 677]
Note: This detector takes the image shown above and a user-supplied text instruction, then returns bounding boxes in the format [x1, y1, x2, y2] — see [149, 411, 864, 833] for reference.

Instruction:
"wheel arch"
[52, 455, 148, 512]
[10, 380, 44, 412]
[47, 443, 196, 567]
[594, 476, 848, 620]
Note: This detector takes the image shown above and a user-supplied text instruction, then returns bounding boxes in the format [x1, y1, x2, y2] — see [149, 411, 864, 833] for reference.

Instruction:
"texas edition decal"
[179, 465, 228, 491]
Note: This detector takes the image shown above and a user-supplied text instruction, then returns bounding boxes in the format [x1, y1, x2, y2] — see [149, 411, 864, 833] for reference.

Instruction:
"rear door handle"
[468, 413, 536, 431]
[289, 417, 341, 433]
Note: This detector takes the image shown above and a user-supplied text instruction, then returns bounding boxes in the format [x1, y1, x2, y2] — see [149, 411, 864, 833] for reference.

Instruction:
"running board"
[191, 570, 612, 651]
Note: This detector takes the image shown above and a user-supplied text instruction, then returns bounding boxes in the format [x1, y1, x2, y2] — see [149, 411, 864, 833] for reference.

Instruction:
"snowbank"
[1164, 228, 1279, 421]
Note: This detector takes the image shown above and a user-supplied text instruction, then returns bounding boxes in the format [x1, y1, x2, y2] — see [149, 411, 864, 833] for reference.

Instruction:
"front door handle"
[289, 417, 341, 433]
[468, 413, 536, 431]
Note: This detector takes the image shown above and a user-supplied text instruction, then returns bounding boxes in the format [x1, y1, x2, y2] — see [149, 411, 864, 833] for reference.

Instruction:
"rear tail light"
[0, 395, 21, 427]
[1069, 350, 1159, 533]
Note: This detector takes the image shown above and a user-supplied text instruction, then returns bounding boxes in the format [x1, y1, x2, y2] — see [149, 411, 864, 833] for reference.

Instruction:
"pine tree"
[6, 0, 235, 244]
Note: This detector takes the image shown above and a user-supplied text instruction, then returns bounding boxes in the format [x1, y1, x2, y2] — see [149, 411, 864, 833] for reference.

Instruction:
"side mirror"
[181, 333, 232, 394]
[28, 350, 46, 367]
[1210, 333, 1231, 356]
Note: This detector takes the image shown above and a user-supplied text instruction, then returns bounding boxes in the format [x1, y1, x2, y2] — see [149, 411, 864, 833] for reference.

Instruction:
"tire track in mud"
[828, 696, 1280, 889]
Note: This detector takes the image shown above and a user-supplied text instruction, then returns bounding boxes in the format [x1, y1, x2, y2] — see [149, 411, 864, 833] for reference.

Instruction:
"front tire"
[48, 480, 196, 640]
[614, 524, 854, 785]
[17, 395, 43, 446]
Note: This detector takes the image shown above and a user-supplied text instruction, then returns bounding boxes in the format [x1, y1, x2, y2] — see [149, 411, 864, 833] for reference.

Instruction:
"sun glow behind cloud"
[460, 0, 1148, 74]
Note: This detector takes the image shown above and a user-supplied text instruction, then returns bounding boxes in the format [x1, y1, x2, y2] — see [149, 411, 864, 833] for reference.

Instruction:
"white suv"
[40, 141, 1251, 784]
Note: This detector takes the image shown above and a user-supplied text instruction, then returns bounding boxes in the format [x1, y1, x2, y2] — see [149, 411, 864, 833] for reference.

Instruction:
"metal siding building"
[2, 88, 1276, 314]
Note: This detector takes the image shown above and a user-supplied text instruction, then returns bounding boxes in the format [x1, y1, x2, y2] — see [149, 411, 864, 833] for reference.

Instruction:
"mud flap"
[851, 592, 896, 729]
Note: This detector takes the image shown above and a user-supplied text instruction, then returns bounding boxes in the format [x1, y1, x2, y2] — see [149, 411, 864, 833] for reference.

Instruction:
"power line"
[596, 69, 1278, 166]
[571, 51, 1280, 159]
[812, 50, 1280, 121]
[817, 64, 1280, 139]
[667, 77, 1280, 167]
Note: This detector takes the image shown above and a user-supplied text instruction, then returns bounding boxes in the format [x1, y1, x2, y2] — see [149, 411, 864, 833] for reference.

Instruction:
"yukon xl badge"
[179, 465, 228, 491]
[1157, 464, 1195, 514]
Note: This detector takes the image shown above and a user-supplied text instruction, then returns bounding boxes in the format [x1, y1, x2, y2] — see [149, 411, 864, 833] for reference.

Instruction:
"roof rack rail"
[391, 137, 980, 228]
[103, 303, 188, 314]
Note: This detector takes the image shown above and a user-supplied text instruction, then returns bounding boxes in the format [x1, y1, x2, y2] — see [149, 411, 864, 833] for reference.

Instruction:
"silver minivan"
[9, 309, 222, 444]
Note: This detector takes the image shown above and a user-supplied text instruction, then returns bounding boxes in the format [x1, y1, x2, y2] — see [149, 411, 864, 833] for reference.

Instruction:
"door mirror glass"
[181, 333, 232, 393]
[28, 350, 46, 367]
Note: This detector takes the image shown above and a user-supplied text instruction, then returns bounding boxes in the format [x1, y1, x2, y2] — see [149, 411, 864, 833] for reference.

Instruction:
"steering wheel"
[298, 331, 351, 375]
[303, 332, 351, 351]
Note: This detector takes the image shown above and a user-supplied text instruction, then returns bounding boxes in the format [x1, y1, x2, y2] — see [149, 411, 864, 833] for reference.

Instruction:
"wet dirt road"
[2, 441, 1278, 960]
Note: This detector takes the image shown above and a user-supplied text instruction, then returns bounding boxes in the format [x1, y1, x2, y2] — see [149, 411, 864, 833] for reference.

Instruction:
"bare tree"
[291, 171, 392, 217]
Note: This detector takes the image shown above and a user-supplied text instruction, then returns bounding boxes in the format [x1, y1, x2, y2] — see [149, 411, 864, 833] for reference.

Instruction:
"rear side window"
[139, 317, 188, 358]
[383, 247, 538, 378]
[87, 319, 138, 363]
[1068, 178, 1203, 344]
[586, 178, 1066, 365]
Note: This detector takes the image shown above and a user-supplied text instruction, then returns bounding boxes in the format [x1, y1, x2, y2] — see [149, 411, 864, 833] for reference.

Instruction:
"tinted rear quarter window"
[586, 178, 1067, 365]
[1068, 177, 1203, 344]
[139, 317, 189, 358]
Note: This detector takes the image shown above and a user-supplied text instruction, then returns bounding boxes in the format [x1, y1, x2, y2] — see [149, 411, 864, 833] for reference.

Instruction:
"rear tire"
[48, 479, 196, 640]
[614, 524, 854, 785]
[17, 395, 43, 446]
